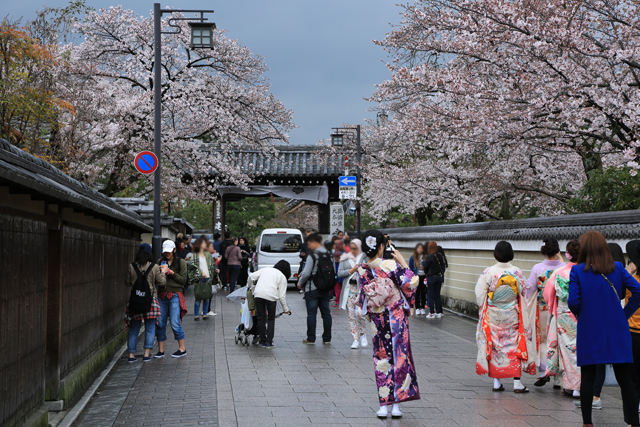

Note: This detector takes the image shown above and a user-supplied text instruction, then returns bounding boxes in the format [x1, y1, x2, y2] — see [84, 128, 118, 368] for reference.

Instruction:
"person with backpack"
[124, 243, 165, 363]
[357, 230, 420, 419]
[475, 241, 537, 393]
[298, 233, 333, 345]
[156, 240, 188, 358]
[423, 241, 446, 319]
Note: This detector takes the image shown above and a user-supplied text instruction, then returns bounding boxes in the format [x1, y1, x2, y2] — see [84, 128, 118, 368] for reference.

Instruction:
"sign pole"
[356, 124, 361, 238]
[152, 3, 163, 261]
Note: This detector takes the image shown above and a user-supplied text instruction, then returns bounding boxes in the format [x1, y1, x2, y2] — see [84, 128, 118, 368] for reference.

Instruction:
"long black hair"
[437, 246, 448, 268]
[273, 260, 291, 280]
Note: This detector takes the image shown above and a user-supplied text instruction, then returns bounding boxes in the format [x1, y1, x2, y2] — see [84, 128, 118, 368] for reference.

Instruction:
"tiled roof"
[0, 139, 150, 231]
[379, 210, 640, 242]
[211, 145, 345, 178]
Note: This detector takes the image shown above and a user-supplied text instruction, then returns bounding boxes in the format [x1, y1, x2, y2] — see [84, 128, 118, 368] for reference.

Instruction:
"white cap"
[162, 240, 176, 253]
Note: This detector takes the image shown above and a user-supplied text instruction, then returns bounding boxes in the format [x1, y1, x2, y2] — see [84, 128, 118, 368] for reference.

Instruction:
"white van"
[255, 228, 303, 282]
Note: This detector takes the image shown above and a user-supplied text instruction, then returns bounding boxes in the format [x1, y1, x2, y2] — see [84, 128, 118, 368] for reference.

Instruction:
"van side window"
[260, 234, 302, 253]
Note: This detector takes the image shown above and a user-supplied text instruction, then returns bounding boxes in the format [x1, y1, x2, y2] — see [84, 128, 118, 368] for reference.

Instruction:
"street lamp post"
[330, 125, 362, 238]
[152, 3, 215, 260]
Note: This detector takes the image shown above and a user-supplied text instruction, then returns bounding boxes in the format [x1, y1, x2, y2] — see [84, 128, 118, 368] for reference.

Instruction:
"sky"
[5, 0, 402, 145]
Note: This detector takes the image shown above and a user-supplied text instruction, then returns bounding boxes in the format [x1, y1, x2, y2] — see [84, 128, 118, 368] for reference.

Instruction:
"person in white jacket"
[337, 239, 367, 349]
[248, 260, 291, 348]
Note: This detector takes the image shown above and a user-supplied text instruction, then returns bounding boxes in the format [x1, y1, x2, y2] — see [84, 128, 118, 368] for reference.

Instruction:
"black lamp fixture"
[330, 132, 344, 147]
[188, 22, 216, 48]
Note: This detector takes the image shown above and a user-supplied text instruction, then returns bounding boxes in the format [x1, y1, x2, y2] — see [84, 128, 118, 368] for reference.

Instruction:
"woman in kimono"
[476, 241, 537, 392]
[357, 231, 420, 419]
[543, 241, 581, 397]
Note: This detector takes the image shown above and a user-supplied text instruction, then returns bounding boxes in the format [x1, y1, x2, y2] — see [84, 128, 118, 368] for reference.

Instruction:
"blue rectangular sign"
[339, 176, 357, 187]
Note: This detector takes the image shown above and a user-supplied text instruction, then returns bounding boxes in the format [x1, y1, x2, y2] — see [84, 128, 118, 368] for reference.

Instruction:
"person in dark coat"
[568, 231, 640, 427]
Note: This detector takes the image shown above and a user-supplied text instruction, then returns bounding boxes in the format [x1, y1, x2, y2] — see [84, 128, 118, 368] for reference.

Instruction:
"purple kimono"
[358, 258, 420, 406]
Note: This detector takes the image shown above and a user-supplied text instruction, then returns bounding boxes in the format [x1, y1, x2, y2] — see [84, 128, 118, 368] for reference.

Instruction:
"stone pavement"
[75, 287, 630, 427]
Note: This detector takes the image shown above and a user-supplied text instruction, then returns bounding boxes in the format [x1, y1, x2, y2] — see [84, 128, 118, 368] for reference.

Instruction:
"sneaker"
[252, 336, 260, 345]
[351, 340, 359, 349]
[264, 343, 276, 348]
[171, 349, 187, 358]
[435, 313, 443, 318]
[207, 311, 215, 316]
[323, 341, 331, 345]
[299, 289, 304, 294]
[575, 399, 602, 409]
[426, 313, 436, 319]
[360, 336, 368, 348]
[128, 356, 137, 363]
[154, 351, 165, 358]
[143, 356, 152, 362]
[302, 339, 315, 345]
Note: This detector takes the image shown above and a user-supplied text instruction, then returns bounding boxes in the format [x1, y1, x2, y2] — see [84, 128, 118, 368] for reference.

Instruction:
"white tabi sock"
[493, 378, 502, 389]
[513, 379, 525, 390]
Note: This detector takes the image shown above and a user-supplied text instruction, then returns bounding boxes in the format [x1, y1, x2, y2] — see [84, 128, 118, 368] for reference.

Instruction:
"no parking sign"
[134, 151, 158, 175]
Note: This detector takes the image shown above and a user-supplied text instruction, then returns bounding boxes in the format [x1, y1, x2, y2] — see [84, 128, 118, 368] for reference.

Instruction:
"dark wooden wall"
[60, 227, 134, 377]
[0, 211, 48, 426]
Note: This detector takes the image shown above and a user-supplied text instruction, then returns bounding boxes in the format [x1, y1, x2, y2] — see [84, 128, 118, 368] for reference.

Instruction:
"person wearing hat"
[125, 243, 166, 363]
[156, 240, 188, 358]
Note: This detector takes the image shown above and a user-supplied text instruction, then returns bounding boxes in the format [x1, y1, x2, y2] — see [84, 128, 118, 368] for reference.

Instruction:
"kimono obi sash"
[488, 274, 519, 309]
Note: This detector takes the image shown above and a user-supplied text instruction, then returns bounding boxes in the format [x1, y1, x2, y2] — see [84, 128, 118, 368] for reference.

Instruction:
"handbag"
[363, 277, 401, 309]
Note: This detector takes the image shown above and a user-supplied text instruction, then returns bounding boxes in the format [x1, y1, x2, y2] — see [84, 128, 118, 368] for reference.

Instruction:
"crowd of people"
[475, 232, 640, 427]
[123, 225, 640, 424]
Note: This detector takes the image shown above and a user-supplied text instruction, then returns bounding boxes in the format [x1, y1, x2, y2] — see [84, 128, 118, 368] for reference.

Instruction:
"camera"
[383, 235, 395, 260]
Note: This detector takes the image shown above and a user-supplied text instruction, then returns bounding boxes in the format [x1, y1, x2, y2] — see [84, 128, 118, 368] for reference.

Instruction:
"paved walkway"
[76, 288, 629, 427]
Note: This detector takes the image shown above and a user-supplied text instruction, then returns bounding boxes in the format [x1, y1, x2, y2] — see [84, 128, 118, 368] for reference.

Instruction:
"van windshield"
[260, 234, 302, 253]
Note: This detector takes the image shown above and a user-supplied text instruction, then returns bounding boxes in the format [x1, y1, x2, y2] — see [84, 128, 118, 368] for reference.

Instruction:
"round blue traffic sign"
[134, 151, 158, 175]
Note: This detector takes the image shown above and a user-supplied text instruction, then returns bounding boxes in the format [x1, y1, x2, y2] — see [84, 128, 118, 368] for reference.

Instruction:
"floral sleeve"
[386, 260, 418, 306]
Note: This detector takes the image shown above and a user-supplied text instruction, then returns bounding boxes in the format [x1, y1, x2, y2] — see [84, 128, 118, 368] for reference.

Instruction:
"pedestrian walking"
[528, 238, 566, 387]
[124, 243, 165, 363]
[476, 241, 537, 392]
[298, 229, 313, 294]
[298, 233, 333, 345]
[213, 232, 221, 252]
[248, 260, 292, 348]
[337, 239, 367, 349]
[543, 240, 581, 397]
[192, 237, 217, 320]
[333, 239, 346, 307]
[176, 239, 190, 259]
[568, 231, 640, 427]
[156, 240, 188, 358]
[423, 241, 446, 319]
[219, 232, 233, 289]
[409, 243, 426, 315]
[238, 236, 251, 288]
[357, 230, 420, 419]
[225, 237, 243, 292]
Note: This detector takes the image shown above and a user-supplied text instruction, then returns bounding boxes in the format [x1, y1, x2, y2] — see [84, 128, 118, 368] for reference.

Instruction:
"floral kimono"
[543, 263, 580, 390]
[476, 263, 537, 378]
[357, 258, 420, 406]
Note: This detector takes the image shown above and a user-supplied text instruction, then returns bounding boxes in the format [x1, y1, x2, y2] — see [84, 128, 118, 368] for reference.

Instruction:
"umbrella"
[226, 286, 247, 304]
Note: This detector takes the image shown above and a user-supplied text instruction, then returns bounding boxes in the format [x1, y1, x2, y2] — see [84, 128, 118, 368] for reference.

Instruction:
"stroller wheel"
[234, 335, 239, 345]
[243, 336, 249, 346]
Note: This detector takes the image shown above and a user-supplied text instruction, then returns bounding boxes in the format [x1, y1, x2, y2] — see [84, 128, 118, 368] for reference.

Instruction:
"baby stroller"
[227, 286, 286, 346]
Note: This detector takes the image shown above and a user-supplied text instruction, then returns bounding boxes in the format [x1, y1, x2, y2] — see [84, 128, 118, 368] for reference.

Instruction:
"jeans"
[194, 299, 210, 316]
[581, 363, 639, 425]
[415, 275, 426, 309]
[128, 318, 156, 353]
[157, 294, 185, 342]
[305, 289, 332, 343]
[228, 265, 241, 292]
[255, 297, 277, 345]
[427, 275, 444, 314]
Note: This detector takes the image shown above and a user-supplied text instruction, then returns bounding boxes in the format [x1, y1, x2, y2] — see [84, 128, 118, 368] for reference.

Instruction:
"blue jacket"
[409, 256, 420, 276]
[568, 262, 640, 366]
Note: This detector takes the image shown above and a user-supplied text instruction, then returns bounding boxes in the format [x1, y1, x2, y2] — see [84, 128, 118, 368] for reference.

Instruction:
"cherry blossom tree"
[59, 6, 294, 197]
[365, 0, 640, 221]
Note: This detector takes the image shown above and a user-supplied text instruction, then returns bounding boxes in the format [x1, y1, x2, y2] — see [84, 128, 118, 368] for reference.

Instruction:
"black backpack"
[311, 251, 336, 292]
[129, 263, 154, 314]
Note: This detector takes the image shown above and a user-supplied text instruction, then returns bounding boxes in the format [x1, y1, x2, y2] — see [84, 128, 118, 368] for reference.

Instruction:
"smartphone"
[383, 244, 396, 260]
[161, 261, 167, 266]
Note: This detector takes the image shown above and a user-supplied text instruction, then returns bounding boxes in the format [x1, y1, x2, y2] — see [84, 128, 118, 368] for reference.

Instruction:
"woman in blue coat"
[569, 231, 640, 427]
